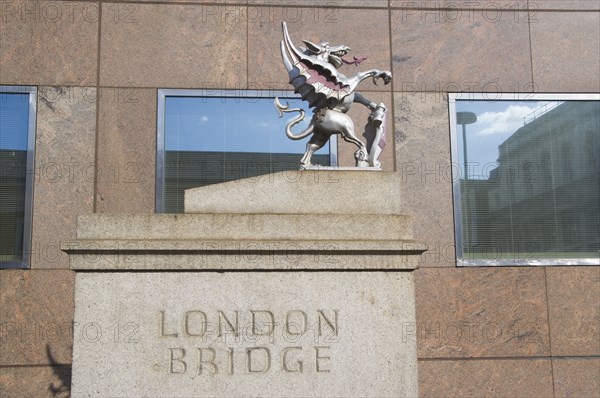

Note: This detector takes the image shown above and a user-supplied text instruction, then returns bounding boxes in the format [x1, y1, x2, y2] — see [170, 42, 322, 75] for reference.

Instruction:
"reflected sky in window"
[165, 96, 329, 155]
[0, 93, 29, 151]
[455, 100, 559, 179]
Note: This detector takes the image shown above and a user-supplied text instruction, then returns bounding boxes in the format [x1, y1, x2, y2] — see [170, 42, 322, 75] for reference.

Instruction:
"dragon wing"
[280, 22, 352, 109]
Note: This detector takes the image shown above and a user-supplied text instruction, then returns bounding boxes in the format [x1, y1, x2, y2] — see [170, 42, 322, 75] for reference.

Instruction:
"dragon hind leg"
[300, 133, 329, 168]
[339, 126, 369, 167]
[314, 109, 370, 167]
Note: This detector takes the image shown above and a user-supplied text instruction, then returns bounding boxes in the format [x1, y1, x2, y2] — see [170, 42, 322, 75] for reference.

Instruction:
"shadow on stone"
[46, 344, 71, 398]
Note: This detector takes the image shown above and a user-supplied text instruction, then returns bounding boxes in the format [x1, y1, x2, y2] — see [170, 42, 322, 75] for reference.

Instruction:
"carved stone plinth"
[63, 171, 426, 398]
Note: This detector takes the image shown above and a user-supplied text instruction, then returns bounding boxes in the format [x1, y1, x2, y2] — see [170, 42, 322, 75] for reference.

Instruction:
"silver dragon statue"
[274, 22, 392, 169]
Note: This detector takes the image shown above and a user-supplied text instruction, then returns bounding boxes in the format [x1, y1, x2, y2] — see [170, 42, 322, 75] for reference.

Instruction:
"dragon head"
[302, 40, 350, 69]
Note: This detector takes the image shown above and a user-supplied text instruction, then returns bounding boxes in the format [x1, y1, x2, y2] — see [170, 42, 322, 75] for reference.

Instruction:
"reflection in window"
[452, 96, 600, 265]
[523, 161, 535, 196]
[0, 87, 36, 268]
[562, 143, 573, 181]
[541, 151, 552, 191]
[157, 91, 336, 213]
[587, 132, 599, 173]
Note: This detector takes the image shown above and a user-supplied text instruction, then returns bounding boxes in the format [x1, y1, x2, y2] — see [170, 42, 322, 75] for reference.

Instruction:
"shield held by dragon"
[274, 22, 391, 169]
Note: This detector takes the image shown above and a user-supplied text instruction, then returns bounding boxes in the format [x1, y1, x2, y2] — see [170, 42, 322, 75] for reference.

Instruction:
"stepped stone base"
[63, 171, 426, 397]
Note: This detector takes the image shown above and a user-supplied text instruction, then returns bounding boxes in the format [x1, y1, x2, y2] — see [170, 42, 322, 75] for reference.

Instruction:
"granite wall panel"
[0, 0, 98, 86]
[0, 365, 71, 398]
[95, 88, 156, 213]
[414, 267, 551, 358]
[552, 358, 600, 398]
[390, 0, 529, 9]
[546, 266, 600, 356]
[249, 0, 387, 7]
[391, 8, 533, 93]
[418, 358, 554, 397]
[533, 0, 600, 10]
[123, 0, 244, 3]
[31, 86, 96, 269]
[0, 270, 74, 366]
[530, 11, 600, 92]
[394, 92, 455, 267]
[99, 3, 247, 88]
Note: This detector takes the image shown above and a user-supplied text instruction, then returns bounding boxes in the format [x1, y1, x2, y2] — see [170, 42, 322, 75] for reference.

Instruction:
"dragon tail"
[274, 97, 314, 140]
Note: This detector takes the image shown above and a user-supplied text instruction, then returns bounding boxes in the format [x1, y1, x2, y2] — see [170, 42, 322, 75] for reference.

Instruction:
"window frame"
[449, 92, 600, 267]
[0, 85, 37, 269]
[156, 89, 338, 213]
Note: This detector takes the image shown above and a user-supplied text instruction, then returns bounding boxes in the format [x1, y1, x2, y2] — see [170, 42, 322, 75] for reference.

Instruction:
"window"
[0, 86, 36, 268]
[156, 89, 337, 213]
[450, 93, 600, 266]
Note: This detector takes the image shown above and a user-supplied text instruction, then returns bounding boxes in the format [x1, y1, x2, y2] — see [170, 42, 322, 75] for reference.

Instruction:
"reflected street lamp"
[456, 112, 477, 180]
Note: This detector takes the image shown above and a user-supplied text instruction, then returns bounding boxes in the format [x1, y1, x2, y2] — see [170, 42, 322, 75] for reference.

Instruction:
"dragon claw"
[372, 71, 392, 86]
[380, 71, 392, 85]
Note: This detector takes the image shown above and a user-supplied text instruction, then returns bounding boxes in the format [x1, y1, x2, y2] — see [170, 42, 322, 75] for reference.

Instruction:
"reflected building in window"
[462, 101, 600, 261]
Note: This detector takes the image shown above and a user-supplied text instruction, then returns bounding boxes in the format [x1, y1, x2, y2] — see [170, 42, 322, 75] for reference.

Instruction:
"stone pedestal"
[63, 171, 426, 398]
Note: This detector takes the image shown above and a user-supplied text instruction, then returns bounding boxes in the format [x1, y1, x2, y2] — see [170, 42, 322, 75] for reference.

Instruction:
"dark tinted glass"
[0, 93, 30, 263]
